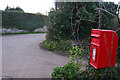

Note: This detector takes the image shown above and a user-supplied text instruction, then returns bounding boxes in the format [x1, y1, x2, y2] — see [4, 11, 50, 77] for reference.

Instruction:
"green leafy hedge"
[2, 11, 47, 31]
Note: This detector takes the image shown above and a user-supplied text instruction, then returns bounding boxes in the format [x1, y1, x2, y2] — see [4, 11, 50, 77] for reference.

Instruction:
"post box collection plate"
[92, 48, 96, 60]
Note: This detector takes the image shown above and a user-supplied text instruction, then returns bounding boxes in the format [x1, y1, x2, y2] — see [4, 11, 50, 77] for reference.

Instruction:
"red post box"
[90, 29, 118, 69]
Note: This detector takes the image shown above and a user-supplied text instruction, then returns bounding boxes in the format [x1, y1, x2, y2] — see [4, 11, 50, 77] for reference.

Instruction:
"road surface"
[2, 34, 69, 78]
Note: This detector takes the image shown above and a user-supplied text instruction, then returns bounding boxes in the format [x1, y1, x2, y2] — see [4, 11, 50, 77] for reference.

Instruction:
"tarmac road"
[2, 34, 69, 78]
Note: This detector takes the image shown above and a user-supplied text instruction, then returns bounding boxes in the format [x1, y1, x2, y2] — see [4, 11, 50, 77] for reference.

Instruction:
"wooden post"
[55, 2, 57, 11]
[98, 0, 102, 29]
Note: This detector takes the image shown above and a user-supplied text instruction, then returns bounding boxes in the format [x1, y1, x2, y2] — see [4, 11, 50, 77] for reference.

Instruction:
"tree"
[5, 5, 10, 11]
[47, 2, 118, 41]
[5, 6, 24, 12]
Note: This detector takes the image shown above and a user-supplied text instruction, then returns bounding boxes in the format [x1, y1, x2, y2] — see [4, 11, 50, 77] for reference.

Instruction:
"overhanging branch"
[116, 28, 120, 32]
[95, 8, 116, 17]
[81, 19, 99, 24]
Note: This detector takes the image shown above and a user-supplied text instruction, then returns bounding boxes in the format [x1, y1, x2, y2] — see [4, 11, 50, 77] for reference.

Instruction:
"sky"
[0, 0, 55, 15]
[0, 0, 119, 15]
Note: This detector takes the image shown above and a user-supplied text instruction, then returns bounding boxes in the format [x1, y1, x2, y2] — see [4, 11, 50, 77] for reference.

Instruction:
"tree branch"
[81, 19, 99, 24]
[95, 8, 116, 17]
[116, 28, 120, 32]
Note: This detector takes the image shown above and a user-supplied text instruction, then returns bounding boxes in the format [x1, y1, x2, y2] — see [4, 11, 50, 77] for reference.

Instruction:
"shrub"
[43, 41, 55, 51]
[51, 46, 85, 79]
[42, 40, 72, 51]
[79, 66, 120, 80]
[47, 2, 118, 41]
[51, 62, 80, 79]
[55, 40, 71, 51]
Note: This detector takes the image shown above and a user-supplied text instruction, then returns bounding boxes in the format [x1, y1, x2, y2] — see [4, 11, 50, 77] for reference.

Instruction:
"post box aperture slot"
[91, 34, 100, 38]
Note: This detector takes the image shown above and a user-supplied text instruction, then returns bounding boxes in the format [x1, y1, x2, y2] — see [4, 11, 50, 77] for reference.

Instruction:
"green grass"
[2, 32, 46, 35]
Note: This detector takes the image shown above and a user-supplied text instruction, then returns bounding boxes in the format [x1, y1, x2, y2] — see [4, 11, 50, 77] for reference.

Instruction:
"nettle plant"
[69, 46, 85, 69]
[51, 46, 85, 79]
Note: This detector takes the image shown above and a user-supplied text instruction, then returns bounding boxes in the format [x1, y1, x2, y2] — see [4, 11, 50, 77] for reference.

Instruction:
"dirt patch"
[54, 50, 70, 57]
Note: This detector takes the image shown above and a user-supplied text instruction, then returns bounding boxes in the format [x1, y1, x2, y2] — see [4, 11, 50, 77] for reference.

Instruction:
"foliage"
[48, 7, 71, 40]
[79, 66, 120, 80]
[47, 2, 118, 41]
[69, 46, 85, 56]
[5, 5, 24, 12]
[52, 64, 120, 80]
[68, 46, 85, 70]
[51, 62, 80, 79]
[42, 40, 72, 52]
[51, 46, 85, 79]
[43, 41, 55, 51]
[100, 2, 118, 30]
[48, 2, 120, 79]
[51, 46, 120, 79]
[2, 11, 47, 31]
[51, 45, 120, 80]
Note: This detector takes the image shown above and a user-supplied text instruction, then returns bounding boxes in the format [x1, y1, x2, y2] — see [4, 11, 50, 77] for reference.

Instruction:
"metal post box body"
[90, 29, 118, 69]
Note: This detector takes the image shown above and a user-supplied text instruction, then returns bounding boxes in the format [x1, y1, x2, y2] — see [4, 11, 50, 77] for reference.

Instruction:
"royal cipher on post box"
[90, 29, 118, 69]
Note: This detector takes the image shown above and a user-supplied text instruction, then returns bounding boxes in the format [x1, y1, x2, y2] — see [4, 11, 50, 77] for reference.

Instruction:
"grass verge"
[1, 32, 46, 35]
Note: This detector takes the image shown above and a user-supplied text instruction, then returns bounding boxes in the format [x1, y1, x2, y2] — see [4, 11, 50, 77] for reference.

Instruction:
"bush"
[52, 65, 120, 80]
[51, 62, 80, 79]
[43, 41, 55, 51]
[42, 40, 72, 51]
[51, 46, 85, 79]
[47, 2, 118, 41]
[79, 66, 120, 80]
